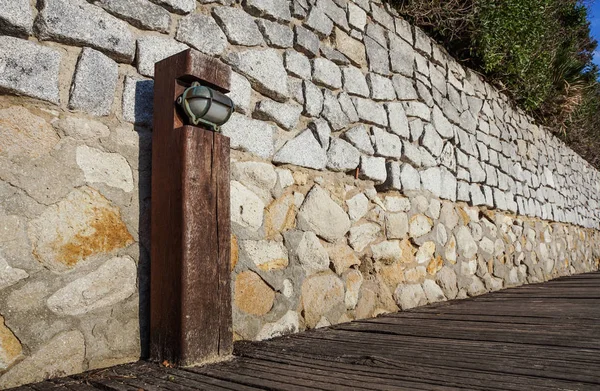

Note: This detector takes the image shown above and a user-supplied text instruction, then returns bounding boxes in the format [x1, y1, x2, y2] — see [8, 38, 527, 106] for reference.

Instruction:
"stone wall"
[0, 0, 599, 388]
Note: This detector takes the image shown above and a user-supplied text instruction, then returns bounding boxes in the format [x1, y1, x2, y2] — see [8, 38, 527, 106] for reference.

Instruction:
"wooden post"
[150, 49, 232, 366]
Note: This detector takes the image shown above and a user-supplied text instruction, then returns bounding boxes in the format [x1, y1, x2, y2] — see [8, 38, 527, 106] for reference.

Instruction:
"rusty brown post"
[150, 49, 232, 366]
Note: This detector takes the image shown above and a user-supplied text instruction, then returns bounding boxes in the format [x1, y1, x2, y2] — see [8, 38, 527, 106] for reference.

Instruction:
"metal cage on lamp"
[177, 81, 235, 131]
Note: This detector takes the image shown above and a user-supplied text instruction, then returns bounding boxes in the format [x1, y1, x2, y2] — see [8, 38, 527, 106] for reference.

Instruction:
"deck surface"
[12, 272, 600, 391]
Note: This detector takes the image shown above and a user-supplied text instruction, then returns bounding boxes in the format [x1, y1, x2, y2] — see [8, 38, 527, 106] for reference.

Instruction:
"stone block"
[366, 73, 396, 101]
[234, 270, 275, 315]
[403, 101, 431, 121]
[36, 0, 135, 63]
[297, 185, 351, 242]
[284, 231, 329, 275]
[348, 222, 381, 252]
[359, 155, 387, 184]
[69, 48, 118, 116]
[0, 0, 33, 36]
[352, 97, 388, 127]
[285, 49, 311, 79]
[386, 102, 410, 139]
[308, 118, 331, 149]
[303, 80, 324, 117]
[366, 22, 387, 48]
[294, 25, 320, 57]
[392, 75, 418, 101]
[176, 14, 228, 56]
[227, 48, 289, 101]
[229, 72, 252, 114]
[388, 33, 414, 77]
[256, 311, 300, 341]
[213, 6, 264, 46]
[431, 105, 454, 139]
[254, 99, 303, 130]
[149, 0, 195, 14]
[312, 58, 342, 89]
[327, 138, 360, 172]
[342, 66, 370, 97]
[222, 113, 276, 159]
[0, 37, 61, 104]
[0, 106, 59, 160]
[257, 19, 294, 48]
[320, 45, 350, 65]
[338, 92, 359, 122]
[394, 283, 427, 310]
[348, 2, 366, 31]
[273, 129, 327, 170]
[301, 273, 345, 328]
[230, 181, 265, 230]
[245, 0, 291, 22]
[400, 163, 421, 191]
[422, 124, 443, 157]
[47, 256, 136, 315]
[0, 331, 85, 389]
[372, 127, 402, 159]
[322, 90, 350, 130]
[76, 145, 134, 192]
[316, 0, 349, 31]
[343, 124, 374, 155]
[122, 76, 154, 127]
[335, 28, 366, 67]
[92, 0, 171, 32]
[242, 240, 289, 271]
[0, 315, 22, 370]
[28, 187, 134, 273]
[364, 35, 390, 75]
[305, 7, 333, 37]
[421, 166, 442, 198]
[414, 26, 432, 55]
[395, 17, 413, 44]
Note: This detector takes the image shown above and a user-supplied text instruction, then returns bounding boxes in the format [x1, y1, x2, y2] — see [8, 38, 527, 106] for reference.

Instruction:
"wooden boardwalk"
[12, 272, 600, 391]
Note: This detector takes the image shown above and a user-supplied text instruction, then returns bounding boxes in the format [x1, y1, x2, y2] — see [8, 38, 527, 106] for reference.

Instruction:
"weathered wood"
[150, 49, 232, 366]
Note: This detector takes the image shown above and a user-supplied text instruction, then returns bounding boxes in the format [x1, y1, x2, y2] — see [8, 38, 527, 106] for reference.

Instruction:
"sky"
[589, 1, 600, 68]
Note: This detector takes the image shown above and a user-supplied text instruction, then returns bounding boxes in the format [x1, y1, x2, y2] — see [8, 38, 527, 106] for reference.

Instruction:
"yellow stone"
[256, 258, 289, 271]
[379, 261, 405, 288]
[28, 187, 134, 273]
[427, 256, 443, 275]
[326, 242, 360, 274]
[0, 106, 59, 160]
[231, 235, 239, 272]
[234, 271, 275, 316]
[445, 236, 457, 264]
[0, 315, 22, 369]
[415, 241, 436, 264]
[264, 193, 296, 239]
[457, 207, 471, 225]
[292, 171, 309, 186]
[404, 266, 427, 283]
[399, 238, 416, 264]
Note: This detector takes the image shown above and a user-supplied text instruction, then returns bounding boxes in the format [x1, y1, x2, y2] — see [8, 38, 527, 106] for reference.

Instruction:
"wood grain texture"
[21, 272, 600, 390]
[150, 49, 232, 366]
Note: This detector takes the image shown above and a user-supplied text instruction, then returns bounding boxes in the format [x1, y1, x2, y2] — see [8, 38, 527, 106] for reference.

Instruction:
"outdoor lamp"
[177, 81, 235, 131]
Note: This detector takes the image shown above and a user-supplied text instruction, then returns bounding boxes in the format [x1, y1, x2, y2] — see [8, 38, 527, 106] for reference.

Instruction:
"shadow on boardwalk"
[12, 272, 600, 391]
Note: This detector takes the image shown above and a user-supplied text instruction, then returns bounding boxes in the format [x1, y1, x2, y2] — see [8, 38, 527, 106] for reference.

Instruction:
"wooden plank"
[234, 347, 586, 391]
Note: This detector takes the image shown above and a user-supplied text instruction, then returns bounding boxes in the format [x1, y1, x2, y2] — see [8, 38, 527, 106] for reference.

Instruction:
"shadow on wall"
[131, 77, 155, 360]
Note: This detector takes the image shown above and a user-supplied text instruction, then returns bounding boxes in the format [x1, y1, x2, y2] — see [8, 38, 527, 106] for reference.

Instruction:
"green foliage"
[475, 0, 555, 109]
